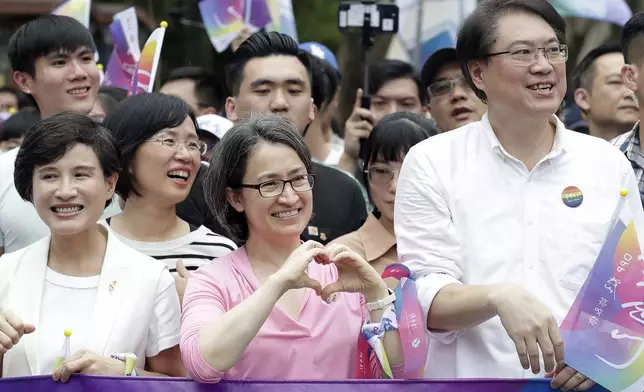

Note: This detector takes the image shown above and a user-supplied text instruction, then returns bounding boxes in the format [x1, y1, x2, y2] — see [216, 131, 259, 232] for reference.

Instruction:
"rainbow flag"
[51, 0, 91, 29]
[550, 0, 632, 26]
[103, 7, 140, 89]
[128, 22, 166, 96]
[199, 0, 245, 52]
[561, 190, 644, 392]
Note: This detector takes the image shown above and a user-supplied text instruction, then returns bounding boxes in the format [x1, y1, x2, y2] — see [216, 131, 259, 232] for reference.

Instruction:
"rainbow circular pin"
[562, 186, 583, 208]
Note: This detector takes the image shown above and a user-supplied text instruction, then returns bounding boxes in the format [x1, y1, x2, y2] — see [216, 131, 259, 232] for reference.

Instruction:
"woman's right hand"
[0, 311, 35, 354]
[272, 241, 327, 295]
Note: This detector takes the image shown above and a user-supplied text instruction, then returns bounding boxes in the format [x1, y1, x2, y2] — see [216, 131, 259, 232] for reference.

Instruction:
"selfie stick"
[360, 1, 376, 111]
[357, 1, 377, 158]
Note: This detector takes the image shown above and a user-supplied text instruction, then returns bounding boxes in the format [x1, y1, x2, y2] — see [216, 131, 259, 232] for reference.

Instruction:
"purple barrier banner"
[0, 375, 609, 392]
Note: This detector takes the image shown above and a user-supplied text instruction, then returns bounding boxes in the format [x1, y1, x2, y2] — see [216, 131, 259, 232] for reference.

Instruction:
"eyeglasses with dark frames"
[238, 174, 315, 198]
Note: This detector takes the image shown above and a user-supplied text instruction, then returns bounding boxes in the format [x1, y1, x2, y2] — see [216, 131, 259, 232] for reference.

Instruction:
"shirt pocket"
[550, 214, 609, 294]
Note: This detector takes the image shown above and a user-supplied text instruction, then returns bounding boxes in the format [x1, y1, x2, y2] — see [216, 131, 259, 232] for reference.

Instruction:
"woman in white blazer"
[0, 112, 184, 381]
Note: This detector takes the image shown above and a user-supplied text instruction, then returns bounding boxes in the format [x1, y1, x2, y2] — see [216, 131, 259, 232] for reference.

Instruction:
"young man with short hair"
[338, 60, 427, 175]
[0, 15, 100, 256]
[225, 31, 367, 244]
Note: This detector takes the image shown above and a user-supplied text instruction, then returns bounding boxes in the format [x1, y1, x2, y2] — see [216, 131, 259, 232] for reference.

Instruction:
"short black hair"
[163, 66, 227, 116]
[99, 86, 128, 102]
[0, 107, 41, 142]
[8, 15, 97, 76]
[363, 111, 437, 169]
[362, 112, 437, 214]
[103, 92, 197, 200]
[14, 112, 120, 205]
[368, 60, 427, 104]
[308, 53, 340, 111]
[204, 113, 312, 243]
[225, 31, 312, 96]
[572, 43, 623, 92]
[622, 12, 644, 64]
[457, 0, 566, 102]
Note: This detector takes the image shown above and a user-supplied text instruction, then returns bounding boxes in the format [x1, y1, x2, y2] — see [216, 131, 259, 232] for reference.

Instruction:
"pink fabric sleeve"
[360, 294, 406, 379]
[180, 263, 228, 383]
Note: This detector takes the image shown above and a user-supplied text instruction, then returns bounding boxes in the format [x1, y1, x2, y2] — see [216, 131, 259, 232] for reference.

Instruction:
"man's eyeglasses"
[149, 137, 208, 156]
[485, 44, 569, 67]
[238, 174, 315, 198]
[365, 165, 399, 187]
[427, 76, 470, 99]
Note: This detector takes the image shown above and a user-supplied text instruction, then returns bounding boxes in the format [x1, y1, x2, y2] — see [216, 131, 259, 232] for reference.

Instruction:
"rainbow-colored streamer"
[357, 264, 427, 379]
[561, 190, 644, 392]
[51, 0, 91, 29]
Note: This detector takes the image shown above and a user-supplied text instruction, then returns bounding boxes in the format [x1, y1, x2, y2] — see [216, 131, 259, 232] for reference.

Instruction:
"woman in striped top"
[102, 93, 237, 302]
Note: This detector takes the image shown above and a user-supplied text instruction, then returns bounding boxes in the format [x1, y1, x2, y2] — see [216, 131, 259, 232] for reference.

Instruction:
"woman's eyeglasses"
[149, 137, 208, 156]
[238, 174, 315, 198]
[365, 165, 399, 187]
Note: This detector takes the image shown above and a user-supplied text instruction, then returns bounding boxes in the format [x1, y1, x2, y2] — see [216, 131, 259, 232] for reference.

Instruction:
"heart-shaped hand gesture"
[318, 244, 386, 302]
[274, 240, 328, 295]
[274, 242, 387, 302]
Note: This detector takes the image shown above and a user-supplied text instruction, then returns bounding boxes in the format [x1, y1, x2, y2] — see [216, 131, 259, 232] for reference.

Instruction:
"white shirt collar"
[480, 112, 568, 163]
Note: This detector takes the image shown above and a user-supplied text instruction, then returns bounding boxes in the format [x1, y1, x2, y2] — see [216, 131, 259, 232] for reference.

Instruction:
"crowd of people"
[0, 0, 642, 391]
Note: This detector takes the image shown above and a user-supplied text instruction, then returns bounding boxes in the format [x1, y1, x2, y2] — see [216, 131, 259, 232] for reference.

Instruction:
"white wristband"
[366, 289, 396, 311]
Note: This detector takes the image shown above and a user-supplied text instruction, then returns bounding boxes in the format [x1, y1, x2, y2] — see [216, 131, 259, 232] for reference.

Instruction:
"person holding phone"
[337, 60, 427, 177]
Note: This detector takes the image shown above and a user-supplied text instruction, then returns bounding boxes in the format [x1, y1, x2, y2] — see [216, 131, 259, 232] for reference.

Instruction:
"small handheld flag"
[52, 329, 72, 372]
[127, 21, 167, 96]
[561, 189, 644, 392]
[199, 0, 246, 53]
[103, 7, 140, 89]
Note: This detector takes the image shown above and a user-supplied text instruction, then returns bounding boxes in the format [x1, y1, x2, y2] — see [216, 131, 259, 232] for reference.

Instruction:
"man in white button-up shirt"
[395, 1, 644, 391]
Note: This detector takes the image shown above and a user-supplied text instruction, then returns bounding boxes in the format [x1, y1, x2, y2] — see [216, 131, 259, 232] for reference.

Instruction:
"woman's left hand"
[318, 244, 387, 302]
[53, 349, 126, 383]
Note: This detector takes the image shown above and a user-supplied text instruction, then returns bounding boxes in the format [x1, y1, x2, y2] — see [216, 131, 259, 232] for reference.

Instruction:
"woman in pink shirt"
[180, 114, 404, 383]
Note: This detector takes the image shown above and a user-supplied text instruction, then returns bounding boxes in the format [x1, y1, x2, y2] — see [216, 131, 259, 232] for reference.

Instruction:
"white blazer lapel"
[86, 229, 130, 355]
[8, 236, 50, 375]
